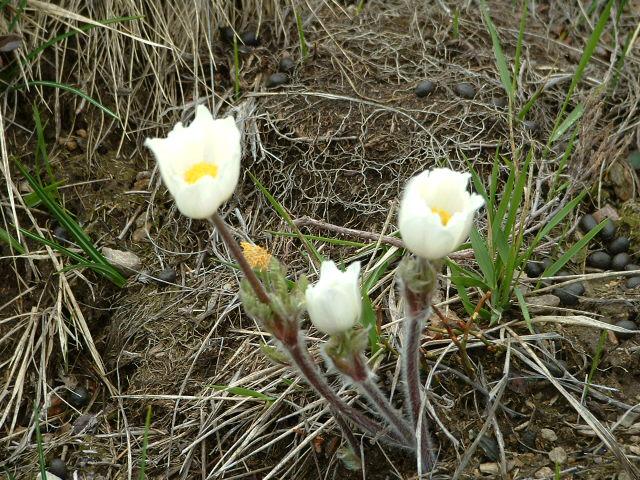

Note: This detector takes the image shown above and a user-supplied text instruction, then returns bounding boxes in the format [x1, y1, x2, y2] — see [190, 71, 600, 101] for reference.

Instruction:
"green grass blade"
[470, 228, 496, 290]
[35, 405, 47, 480]
[360, 293, 380, 355]
[550, 103, 584, 143]
[137, 406, 152, 480]
[211, 385, 275, 402]
[248, 171, 322, 264]
[540, 220, 606, 278]
[7, 0, 26, 32]
[16, 161, 126, 286]
[23, 81, 118, 120]
[266, 230, 368, 248]
[294, 7, 309, 59]
[514, 287, 533, 333]
[0, 227, 25, 254]
[479, 0, 513, 101]
[452, 8, 460, 39]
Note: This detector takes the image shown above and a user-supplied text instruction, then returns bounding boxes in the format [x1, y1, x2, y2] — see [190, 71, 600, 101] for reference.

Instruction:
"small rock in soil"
[491, 96, 507, 108]
[415, 80, 435, 97]
[49, 458, 68, 479]
[157, 267, 177, 284]
[240, 31, 259, 46]
[599, 219, 616, 240]
[72, 413, 97, 434]
[68, 386, 90, 409]
[593, 205, 620, 223]
[548, 446, 567, 464]
[624, 264, 640, 272]
[454, 82, 476, 99]
[520, 429, 537, 449]
[587, 251, 611, 269]
[608, 237, 630, 255]
[612, 252, 632, 270]
[579, 214, 597, 233]
[626, 277, 640, 289]
[615, 319, 638, 340]
[528, 294, 561, 312]
[266, 72, 288, 88]
[101, 247, 141, 276]
[535, 466, 554, 478]
[540, 428, 557, 442]
[220, 27, 235, 43]
[525, 261, 543, 277]
[278, 57, 295, 73]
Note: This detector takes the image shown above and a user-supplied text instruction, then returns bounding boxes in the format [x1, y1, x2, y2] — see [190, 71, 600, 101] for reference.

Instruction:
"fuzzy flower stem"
[403, 288, 436, 470]
[210, 213, 271, 305]
[286, 337, 403, 444]
[210, 213, 400, 444]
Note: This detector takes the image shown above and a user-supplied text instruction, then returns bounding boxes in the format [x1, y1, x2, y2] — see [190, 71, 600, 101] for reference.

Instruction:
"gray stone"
[102, 247, 141, 276]
[548, 446, 567, 464]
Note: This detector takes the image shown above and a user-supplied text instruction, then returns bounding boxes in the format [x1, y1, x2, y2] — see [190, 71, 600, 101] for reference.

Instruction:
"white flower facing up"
[399, 168, 484, 260]
[306, 261, 362, 335]
[144, 105, 241, 219]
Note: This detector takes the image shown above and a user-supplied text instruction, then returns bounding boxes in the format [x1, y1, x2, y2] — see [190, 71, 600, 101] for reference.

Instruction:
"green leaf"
[0, 227, 25, 254]
[628, 150, 640, 170]
[249, 171, 323, 265]
[470, 228, 496, 290]
[211, 385, 275, 402]
[514, 287, 533, 333]
[550, 103, 584, 143]
[22, 81, 118, 120]
[479, 0, 513, 101]
[360, 292, 380, 355]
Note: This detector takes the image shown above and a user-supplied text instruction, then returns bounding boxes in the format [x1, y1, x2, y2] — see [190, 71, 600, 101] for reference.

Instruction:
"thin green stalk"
[138, 406, 152, 480]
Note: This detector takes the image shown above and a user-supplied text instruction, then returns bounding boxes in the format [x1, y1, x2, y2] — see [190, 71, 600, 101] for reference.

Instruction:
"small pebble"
[479, 463, 500, 474]
[548, 446, 567, 464]
[68, 386, 90, 409]
[454, 82, 476, 99]
[525, 261, 543, 277]
[220, 27, 235, 43]
[540, 428, 557, 442]
[626, 277, 640, 289]
[624, 264, 640, 272]
[587, 251, 611, 270]
[491, 96, 508, 108]
[608, 237, 630, 255]
[49, 458, 67, 479]
[102, 247, 142, 276]
[579, 214, 597, 233]
[157, 267, 177, 284]
[415, 80, 435, 97]
[615, 319, 637, 340]
[599, 219, 616, 240]
[266, 72, 288, 88]
[535, 466, 553, 478]
[612, 252, 632, 270]
[240, 31, 259, 46]
[520, 429, 537, 449]
[278, 57, 295, 73]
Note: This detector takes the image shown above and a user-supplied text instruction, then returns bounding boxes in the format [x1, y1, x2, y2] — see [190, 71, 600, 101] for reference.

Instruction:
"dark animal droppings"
[614, 319, 637, 340]
[415, 80, 435, 97]
[579, 214, 597, 233]
[612, 252, 632, 271]
[587, 251, 611, 270]
[607, 237, 630, 255]
[266, 72, 288, 88]
[599, 219, 616, 240]
[49, 458, 68, 479]
[454, 82, 476, 99]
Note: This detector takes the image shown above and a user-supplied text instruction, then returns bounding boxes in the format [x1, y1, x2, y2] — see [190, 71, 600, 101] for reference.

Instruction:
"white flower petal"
[172, 176, 226, 219]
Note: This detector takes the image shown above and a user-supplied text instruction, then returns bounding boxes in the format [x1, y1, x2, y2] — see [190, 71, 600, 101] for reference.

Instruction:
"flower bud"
[305, 261, 362, 335]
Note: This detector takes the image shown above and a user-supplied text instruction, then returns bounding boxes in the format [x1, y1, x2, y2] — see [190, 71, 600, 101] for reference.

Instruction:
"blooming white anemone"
[305, 261, 362, 335]
[144, 105, 241, 219]
[399, 168, 484, 260]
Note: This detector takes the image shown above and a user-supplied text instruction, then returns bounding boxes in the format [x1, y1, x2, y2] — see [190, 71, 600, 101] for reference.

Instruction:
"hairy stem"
[403, 289, 436, 470]
[286, 338, 403, 444]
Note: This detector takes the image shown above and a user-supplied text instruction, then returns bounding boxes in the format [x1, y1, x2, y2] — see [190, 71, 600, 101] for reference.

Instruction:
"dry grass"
[1, 0, 640, 478]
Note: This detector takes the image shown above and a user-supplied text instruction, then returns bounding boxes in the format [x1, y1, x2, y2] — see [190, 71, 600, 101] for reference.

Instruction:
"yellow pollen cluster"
[184, 162, 218, 184]
[431, 207, 452, 226]
[241, 242, 272, 270]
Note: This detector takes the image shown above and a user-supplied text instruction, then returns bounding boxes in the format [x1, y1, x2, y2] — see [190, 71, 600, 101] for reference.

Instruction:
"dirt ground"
[2, 0, 640, 479]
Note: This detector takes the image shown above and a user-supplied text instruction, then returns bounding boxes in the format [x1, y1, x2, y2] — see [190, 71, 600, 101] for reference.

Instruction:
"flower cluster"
[145, 105, 484, 472]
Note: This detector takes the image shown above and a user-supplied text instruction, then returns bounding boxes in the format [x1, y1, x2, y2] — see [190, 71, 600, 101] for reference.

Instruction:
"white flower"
[144, 105, 241, 219]
[399, 168, 484, 259]
[305, 261, 362, 335]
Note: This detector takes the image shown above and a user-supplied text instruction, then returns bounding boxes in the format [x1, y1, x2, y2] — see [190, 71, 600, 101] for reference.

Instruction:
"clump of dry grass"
[2, 0, 640, 478]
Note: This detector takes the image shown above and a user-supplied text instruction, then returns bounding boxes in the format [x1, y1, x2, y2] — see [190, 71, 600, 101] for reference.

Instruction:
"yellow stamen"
[184, 162, 218, 184]
[431, 207, 452, 226]
[241, 242, 272, 271]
